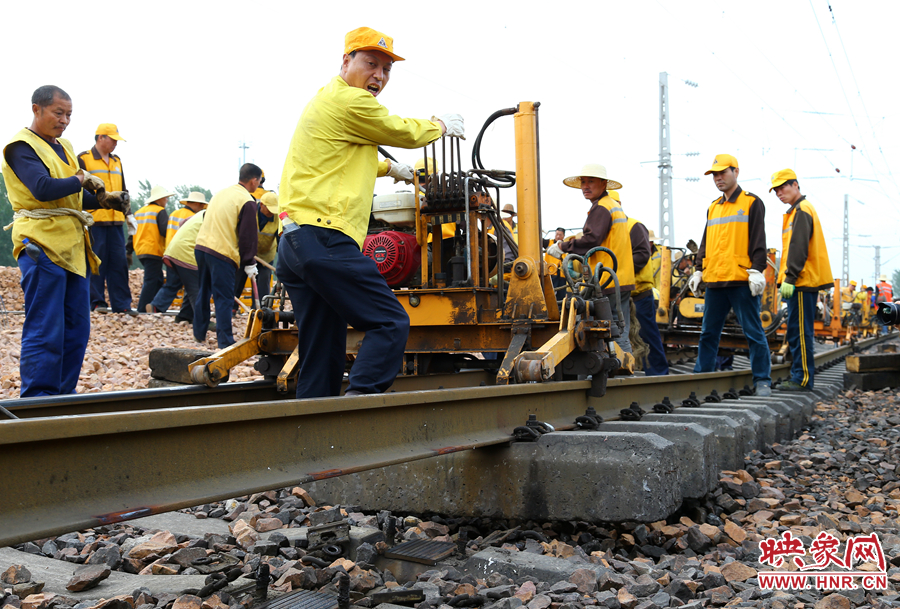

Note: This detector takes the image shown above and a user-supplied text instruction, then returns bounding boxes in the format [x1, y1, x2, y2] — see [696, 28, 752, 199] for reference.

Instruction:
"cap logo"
[377, 37, 387, 49]
[713, 158, 719, 164]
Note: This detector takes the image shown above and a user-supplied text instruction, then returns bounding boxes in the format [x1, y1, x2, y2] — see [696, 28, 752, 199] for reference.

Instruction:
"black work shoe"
[778, 380, 810, 392]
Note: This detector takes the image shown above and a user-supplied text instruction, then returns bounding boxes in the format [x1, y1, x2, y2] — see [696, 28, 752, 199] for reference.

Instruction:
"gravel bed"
[4, 384, 900, 609]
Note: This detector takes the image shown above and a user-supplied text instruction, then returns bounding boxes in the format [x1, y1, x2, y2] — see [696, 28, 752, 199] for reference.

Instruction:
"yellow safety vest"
[777, 199, 832, 290]
[586, 195, 634, 291]
[77, 147, 125, 225]
[258, 210, 280, 264]
[1, 128, 100, 277]
[544, 239, 565, 277]
[626, 217, 654, 295]
[134, 202, 166, 257]
[701, 192, 756, 284]
[166, 207, 195, 247]
[165, 210, 205, 269]
[280, 75, 442, 248]
[196, 184, 256, 266]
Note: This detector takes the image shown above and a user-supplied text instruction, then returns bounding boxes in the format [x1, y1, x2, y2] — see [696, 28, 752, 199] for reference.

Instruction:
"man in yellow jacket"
[689, 154, 771, 396]
[277, 26, 462, 398]
[0, 86, 113, 396]
[78, 124, 133, 312]
[194, 164, 262, 347]
[772, 169, 832, 391]
[233, 191, 279, 308]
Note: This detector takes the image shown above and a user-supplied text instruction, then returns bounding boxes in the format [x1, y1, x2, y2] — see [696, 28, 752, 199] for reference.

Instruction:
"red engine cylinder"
[362, 231, 421, 287]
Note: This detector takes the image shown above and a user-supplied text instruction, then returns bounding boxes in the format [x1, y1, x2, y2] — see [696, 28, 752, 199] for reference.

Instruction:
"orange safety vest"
[777, 198, 832, 290]
[876, 281, 893, 303]
[134, 202, 166, 257]
[625, 217, 654, 295]
[166, 207, 195, 247]
[77, 147, 125, 225]
[701, 191, 758, 284]
[586, 195, 634, 292]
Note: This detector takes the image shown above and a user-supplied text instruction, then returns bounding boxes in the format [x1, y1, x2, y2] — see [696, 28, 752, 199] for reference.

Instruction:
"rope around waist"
[3, 208, 95, 231]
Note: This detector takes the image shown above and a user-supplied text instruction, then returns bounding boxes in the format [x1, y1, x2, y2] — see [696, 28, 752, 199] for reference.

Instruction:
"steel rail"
[0, 336, 885, 547]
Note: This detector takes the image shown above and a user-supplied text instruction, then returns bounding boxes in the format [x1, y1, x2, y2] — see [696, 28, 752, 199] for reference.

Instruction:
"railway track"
[0, 335, 889, 548]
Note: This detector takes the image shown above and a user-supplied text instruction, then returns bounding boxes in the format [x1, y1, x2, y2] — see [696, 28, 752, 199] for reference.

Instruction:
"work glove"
[77, 169, 106, 194]
[780, 282, 795, 300]
[747, 268, 766, 297]
[99, 190, 131, 213]
[688, 270, 703, 296]
[386, 161, 415, 185]
[546, 243, 564, 259]
[126, 214, 138, 236]
[243, 264, 259, 280]
[433, 114, 465, 139]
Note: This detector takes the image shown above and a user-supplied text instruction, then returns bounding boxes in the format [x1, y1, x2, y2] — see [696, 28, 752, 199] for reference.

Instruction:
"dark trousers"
[18, 248, 90, 397]
[150, 262, 195, 321]
[633, 292, 669, 376]
[137, 256, 165, 312]
[233, 264, 273, 309]
[786, 289, 817, 388]
[694, 285, 771, 386]
[89, 224, 132, 311]
[276, 225, 409, 398]
[194, 250, 237, 348]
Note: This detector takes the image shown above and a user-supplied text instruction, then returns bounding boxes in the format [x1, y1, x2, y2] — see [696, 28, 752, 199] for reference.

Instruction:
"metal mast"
[842, 194, 850, 286]
[875, 245, 881, 280]
[658, 72, 674, 247]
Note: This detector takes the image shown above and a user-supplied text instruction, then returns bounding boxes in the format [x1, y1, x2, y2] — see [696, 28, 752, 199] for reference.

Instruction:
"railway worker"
[157, 210, 207, 325]
[549, 167, 635, 355]
[147, 191, 209, 319]
[1, 85, 120, 396]
[544, 227, 568, 289]
[688, 154, 771, 396]
[78, 124, 134, 313]
[277, 26, 462, 398]
[233, 190, 280, 306]
[625, 214, 669, 375]
[771, 169, 832, 391]
[134, 185, 173, 312]
[876, 274, 893, 304]
[194, 163, 262, 348]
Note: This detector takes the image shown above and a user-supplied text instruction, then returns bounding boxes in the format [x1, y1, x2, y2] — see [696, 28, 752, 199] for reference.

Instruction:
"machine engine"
[363, 231, 421, 287]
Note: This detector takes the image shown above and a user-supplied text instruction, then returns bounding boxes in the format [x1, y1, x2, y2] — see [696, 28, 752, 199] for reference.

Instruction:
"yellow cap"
[769, 168, 798, 192]
[260, 191, 279, 215]
[850, 280, 857, 286]
[414, 157, 438, 173]
[344, 27, 404, 62]
[704, 154, 738, 175]
[96, 123, 125, 141]
[608, 190, 620, 202]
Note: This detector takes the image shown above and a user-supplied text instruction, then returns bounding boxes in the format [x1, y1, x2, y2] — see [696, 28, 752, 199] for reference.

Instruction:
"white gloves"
[747, 269, 766, 297]
[386, 161, 414, 185]
[126, 214, 138, 236]
[547, 243, 564, 259]
[244, 264, 259, 280]
[434, 114, 465, 139]
[688, 270, 703, 296]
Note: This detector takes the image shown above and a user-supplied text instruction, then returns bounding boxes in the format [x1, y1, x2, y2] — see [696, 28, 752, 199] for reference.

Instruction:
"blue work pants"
[137, 256, 165, 312]
[89, 225, 132, 311]
[150, 263, 195, 321]
[18, 248, 90, 396]
[633, 292, 669, 376]
[276, 225, 410, 398]
[194, 251, 237, 348]
[694, 285, 771, 386]
[785, 289, 817, 388]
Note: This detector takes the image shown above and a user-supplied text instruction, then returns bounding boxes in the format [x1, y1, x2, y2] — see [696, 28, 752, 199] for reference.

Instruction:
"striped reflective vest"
[134, 203, 166, 257]
[777, 198, 832, 290]
[586, 195, 634, 292]
[626, 217, 654, 295]
[257, 210, 281, 264]
[701, 191, 762, 284]
[77, 147, 125, 225]
[166, 207, 196, 247]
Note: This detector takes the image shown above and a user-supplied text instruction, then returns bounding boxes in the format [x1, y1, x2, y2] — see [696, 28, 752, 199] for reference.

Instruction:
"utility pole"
[875, 245, 881, 280]
[238, 141, 250, 168]
[842, 194, 850, 286]
[658, 72, 674, 246]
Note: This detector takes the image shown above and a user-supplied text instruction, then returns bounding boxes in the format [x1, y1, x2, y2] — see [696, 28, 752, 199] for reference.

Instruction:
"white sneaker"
[755, 382, 772, 397]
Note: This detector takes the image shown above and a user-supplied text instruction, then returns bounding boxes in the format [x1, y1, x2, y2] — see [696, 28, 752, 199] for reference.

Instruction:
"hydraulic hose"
[471, 107, 517, 189]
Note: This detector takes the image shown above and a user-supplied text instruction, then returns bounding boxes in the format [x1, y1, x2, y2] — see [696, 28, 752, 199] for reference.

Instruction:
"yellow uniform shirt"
[280, 75, 442, 248]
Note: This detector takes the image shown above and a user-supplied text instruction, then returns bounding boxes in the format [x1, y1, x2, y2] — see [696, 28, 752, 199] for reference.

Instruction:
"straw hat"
[148, 185, 175, 203]
[501, 204, 516, 216]
[181, 191, 208, 205]
[563, 164, 623, 190]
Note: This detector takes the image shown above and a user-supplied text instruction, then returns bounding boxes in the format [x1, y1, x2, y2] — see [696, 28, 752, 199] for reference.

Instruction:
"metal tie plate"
[384, 539, 456, 565]
[254, 589, 338, 609]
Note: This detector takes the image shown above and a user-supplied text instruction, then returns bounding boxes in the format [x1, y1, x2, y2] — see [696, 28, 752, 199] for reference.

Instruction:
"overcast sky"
[3, 0, 899, 285]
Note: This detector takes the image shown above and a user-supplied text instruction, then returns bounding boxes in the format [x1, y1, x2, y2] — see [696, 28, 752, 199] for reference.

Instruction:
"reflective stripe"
[88, 169, 123, 175]
[612, 218, 628, 224]
[799, 291, 809, 387]
[707, 214, 749, 226]
[137, 219, 157, 224]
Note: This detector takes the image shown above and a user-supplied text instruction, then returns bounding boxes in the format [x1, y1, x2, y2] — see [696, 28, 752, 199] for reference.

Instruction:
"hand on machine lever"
[433, 114, 465, 139]
[386, 160, 415, 185]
